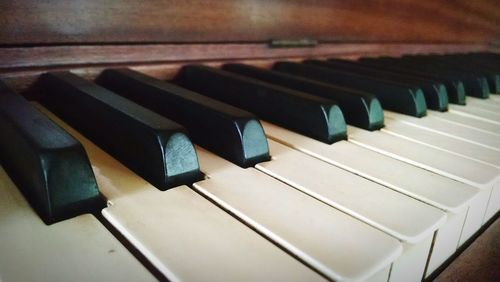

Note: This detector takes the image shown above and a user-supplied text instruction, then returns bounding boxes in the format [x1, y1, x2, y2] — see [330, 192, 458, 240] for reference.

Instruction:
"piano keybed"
[0, 52, 499, 282]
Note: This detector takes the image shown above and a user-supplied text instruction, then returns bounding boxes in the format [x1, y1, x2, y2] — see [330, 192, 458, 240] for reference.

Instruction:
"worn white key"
[35, 103, 325, 282]
[195, 147, 402, 281]
[449, 104, 500, 124]
[261, 122, 481, 279]
[386, 111, 500, 150]
[0, 167, 155, 282]
[428, 110, 500, 134]
[382, 116, 500, 167]
[348, 125, 500, 227]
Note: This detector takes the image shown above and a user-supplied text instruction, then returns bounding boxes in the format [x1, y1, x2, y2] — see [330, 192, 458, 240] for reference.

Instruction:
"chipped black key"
[96, 68, 270, 168]
[0, 80, 104, 224]
[175, 65, 347, 144]
[37, 72, 201, 190]
[273, 61, 427, 117]
[307, 59, 449, 111]
[222, 63, 384, 130]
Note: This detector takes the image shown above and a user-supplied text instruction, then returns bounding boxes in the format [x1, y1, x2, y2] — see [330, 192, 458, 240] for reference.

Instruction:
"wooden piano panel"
[1, 0, 499, 45]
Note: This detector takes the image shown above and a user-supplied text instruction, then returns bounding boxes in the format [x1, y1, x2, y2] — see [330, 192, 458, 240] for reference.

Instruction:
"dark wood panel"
[0, 43, 490, 97]
[1, 0, 499, 45]
[0, 43, 488, 71]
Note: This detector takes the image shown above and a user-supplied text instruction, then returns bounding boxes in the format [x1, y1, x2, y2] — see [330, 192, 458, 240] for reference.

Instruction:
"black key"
[0, 80, 104, 224]
[222, 63, 384, 130]
[377, 57, 489, 98]
[273, 61, 427, 117]
[96, 68, 270, 168]
[309, 59, 449, 111]
[422, 54, 500, 94]
[175, 65, 347, 144]
[358, 58, 467, 104]
[37, 72, 201, 190]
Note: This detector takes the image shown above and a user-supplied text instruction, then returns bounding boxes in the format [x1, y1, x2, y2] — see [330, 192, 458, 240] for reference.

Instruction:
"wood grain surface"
[1, 0, 499, 45]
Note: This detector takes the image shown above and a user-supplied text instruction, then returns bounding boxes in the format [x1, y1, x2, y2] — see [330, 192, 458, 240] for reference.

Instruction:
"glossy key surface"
[97, 68, 270, 168]
[273, 61, 428, 117]
[222, 63, 384, 130]
[38, 72, 201, 190]
[0, 81, 103, 224]
[176, 65, 347, 144]
[314, 59, 449, 111]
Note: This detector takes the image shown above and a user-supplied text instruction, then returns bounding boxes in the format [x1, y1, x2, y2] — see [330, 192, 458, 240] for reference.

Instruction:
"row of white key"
[12, 94, 497, 282]
[39, 98, 489, 281]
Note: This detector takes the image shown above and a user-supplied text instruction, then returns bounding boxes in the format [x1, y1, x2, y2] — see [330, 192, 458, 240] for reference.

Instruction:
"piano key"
[346, 126, 500, 226]
[0, 167, 156, 282]
[195, 146, 403, 281]
[307, 59, 449, 111]
[0, 81, 103, 224]
[358, 58, 467, 104]
[401, 54, 495, 94]
[382, 117, 500, 167]
[466, 97, 500, 112]
[258, 140, 446, 244]
[273, 61, 428, 117]
[36, 103, 401, 281]
[255, 139, 448, 280]
[38, 72, 201, 190]
[425, 55, 500, 93]
[385, 111, 500, 150]
[261, 122, 482, 278]
[96, 68, 270, 168]
[367, 57, 490, 99]
[176, 65, 347, 144]
[34, 103, 327, 281]
[427, 110, 500, 135]
[222, 63, 384, 130]
[490, 94, 500, 102]
[449, 104, 500, 123]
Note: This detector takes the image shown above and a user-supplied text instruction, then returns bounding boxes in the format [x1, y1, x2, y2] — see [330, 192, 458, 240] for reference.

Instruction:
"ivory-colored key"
[347, 125, 500, 227]
[257, 140, 446, 244]
[256, 140, 449, 280]
[194, 147, 402, 281]
[386, 111, 500, 150]
[449, 104, 500, 124]
[261, 121, 483, 278]
[35, 103, 326, 282]
[0, 167, 155, 282]
[382, 116, 500, 167]
[466, 97, 500, 112]
[489, 94, 500, 102]
[428, 110, 500, 135]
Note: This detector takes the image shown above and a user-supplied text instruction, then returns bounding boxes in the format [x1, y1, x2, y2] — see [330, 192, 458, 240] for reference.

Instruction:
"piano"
[0, 1, 499, 281]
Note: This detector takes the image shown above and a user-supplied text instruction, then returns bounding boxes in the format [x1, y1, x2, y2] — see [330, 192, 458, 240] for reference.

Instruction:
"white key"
[257, 140, 446, 244]
[449, 104, 500, 124]
[257, 140, 449, 280]
[195, 147, 402, 281]
[347, 125, 500, 226]
[428, 110, 500, 135]
[261, 122, 481, 279]
[466, 97, 500, 112]
[0, 167, 155, 282]
[35, 103, 325, 282]
[382, 116, 500, 167]
[488, 94, 500, 102]
[386, 111, 500, 150]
